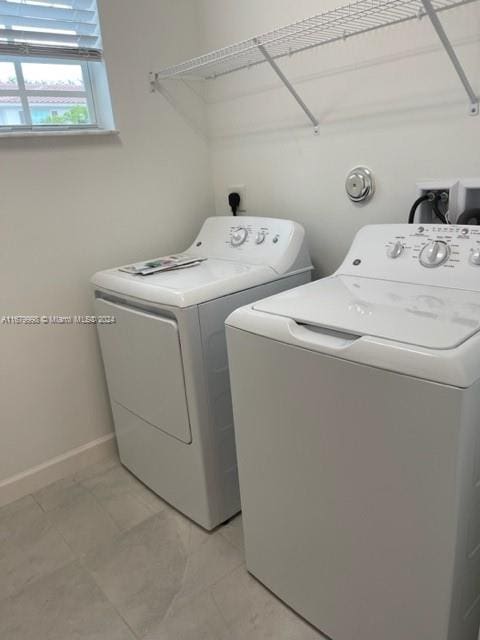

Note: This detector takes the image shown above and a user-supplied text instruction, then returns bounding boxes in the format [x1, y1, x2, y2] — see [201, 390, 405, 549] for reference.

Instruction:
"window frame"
[0, 0, 116, 137]
[0, 55, 99, 132]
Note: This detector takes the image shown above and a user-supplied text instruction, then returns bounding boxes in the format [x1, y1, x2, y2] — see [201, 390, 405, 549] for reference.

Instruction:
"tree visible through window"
[0, 61, 95, 127]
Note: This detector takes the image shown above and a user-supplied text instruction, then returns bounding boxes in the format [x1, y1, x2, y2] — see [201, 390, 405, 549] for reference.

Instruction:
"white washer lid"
[253, 275, 480, 350]
[92, 259, 276, 308]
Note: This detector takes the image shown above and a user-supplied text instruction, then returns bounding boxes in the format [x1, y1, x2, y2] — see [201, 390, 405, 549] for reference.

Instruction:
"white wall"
[0, 0, 213, 483]
[1, 0, 479, 489]
[198, 0, 480, 275]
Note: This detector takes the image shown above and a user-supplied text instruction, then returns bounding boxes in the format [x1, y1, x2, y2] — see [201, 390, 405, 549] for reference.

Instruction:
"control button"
[231, 227, 248, 247]
[417, 226, 425, 234]
[470, 248, 480, 266]
[461, 228, 469, 236]
[419, 241, 450, 268]
[387, 241, 404, 259]
[255, 231, 266, 245]
[272, 235, 280, 244]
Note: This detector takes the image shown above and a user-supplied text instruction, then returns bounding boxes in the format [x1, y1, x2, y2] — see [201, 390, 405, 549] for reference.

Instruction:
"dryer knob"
[419, 241, 450, 268]
[255, 231, 266, 245]
[231, 227, 248, 247]
[470, 249, 480, 266]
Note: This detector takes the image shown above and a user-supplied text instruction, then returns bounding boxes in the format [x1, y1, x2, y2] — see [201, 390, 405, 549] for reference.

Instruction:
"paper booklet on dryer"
[119, 254, 206, 276]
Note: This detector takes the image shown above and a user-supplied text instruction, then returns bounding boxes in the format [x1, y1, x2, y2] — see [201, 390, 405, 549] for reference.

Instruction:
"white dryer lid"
[92, 259, 276, 308]
[253, 275, 480, 350]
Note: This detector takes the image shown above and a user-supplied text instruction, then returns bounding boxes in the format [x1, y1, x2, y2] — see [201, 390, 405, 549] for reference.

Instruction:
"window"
[0, 1, 114, 133]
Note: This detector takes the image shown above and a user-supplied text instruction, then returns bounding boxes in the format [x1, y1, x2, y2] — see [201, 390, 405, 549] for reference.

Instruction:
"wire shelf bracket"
[150, 0, 480, 131]
[255, 41, 320, 133]
[420, 0, 479, 115]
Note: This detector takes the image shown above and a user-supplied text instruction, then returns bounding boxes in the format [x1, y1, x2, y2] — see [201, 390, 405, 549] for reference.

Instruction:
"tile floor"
[0, 457, 322, 640]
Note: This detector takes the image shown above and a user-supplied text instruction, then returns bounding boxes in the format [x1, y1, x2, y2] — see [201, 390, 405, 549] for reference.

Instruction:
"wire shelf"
[156, 0, 477, 80]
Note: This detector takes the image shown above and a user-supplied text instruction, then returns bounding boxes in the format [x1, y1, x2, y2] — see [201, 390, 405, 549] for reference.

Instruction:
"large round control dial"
[231, 227, 248, 247]
[419, 241, 450, 268]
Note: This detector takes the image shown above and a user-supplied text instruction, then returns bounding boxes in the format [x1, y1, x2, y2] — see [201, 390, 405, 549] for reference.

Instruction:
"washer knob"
[419, 241, 450, 268]
[255, 231, 266, 245]
[470, 248, 480, 266]
[231, 227, 248, 247]
[387, 241, 404, 259]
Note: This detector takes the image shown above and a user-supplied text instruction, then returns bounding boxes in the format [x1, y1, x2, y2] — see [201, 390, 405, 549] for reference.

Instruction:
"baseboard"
[0, 434, 118, 508]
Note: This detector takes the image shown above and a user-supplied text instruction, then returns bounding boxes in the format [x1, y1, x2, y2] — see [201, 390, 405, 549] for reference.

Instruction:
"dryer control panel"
[186, 216, 312, 275]
[228, 223, 277, 248]
[339, 224, 480, 292]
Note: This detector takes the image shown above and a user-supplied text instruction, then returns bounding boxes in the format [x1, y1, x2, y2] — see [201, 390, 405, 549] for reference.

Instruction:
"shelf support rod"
[420, 0, 478, 115]
[256, 41, 320, 132]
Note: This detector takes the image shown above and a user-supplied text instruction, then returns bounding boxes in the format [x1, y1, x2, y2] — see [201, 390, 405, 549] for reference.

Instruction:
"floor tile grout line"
[73, 456, 121, 485]
[90, 481, 172, 538]
[134, 489, 167, 516]
[30, 491, 45, 511]
[170, 551, 245, 629]
[78, 510, 180, 640]
[30, 471, 128, 562]
[217, 527, 244, 553]
[209, 562, 250, 631]
[75, 462, 121, 490]
[73, 475, 126, 537]
[152, 523, 194, 626]
[0, 545, 79, 606]
[94, 580, 142, 640]
[75, 518, 161, 640]
[211, 557, 246, 591]
[81, 461, 167, 525]
[147, 549, 244, 637]
[5, 468, 246, 638]
[77, 462, 167, 525]
[218, 526, 243, 551]
[210, 580, 234, 628]
[2, 497, 249, 638]
[0, 491, 79, 604]
[29, 489, 87, 566]
[83, 483, 134, 534]
[67, 551, 142, 640]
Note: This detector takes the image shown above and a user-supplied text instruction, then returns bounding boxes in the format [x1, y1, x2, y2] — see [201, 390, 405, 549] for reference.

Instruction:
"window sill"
[0, 128, 119, 139]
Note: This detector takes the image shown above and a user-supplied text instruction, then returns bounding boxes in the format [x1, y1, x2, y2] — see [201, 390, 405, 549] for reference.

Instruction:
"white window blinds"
[0, 0, 102, 60]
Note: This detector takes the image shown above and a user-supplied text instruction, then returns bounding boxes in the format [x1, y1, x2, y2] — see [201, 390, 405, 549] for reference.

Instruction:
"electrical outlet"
[227, 185, 247, 213]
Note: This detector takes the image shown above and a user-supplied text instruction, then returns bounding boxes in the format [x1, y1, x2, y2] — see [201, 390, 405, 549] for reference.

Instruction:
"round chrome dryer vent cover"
[346, 167, 375, 203]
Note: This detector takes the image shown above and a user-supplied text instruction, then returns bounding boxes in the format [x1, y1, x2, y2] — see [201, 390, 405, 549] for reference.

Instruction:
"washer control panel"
[341, 224, 480, 291]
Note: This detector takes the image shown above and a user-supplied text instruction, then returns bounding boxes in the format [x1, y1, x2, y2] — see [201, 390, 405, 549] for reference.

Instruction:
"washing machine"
[226, 223, 480, 640]
[91, 216, 312, 530]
